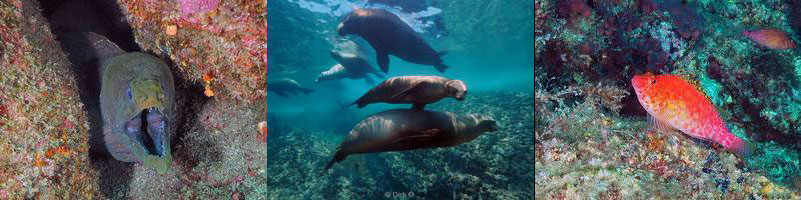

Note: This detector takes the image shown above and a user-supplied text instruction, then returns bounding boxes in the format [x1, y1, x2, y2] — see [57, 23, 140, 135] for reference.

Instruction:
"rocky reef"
[115, 0, 266, 103]
[110, 99, 267, 199]
[536, 0, 801, 197]
[267, 91, 534, 199]
[0, 0, 100, 198]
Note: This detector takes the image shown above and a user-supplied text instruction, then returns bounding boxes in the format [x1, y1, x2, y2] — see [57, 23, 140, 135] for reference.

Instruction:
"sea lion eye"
[126, 87, 133, 99]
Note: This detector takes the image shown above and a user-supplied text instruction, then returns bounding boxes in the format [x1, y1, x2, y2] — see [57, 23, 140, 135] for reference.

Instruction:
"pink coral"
[178, 0, 220, 16]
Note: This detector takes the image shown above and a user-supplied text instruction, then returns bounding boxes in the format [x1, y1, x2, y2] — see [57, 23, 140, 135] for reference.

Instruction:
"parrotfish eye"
[650, 79, 657, 85]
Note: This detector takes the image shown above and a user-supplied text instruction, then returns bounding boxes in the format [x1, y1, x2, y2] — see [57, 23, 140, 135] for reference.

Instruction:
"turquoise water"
[266, 0, 534, 198]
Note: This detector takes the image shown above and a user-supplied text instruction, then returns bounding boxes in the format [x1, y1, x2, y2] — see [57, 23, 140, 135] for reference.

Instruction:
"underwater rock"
[126, 99, 266, 199]
[348, 76, 466, 110]
[324, 109, 497, 170]
[269, 91, 534, 198]
[116, 0, 266, 103]
[0, 0, 100, 198]
[537, 0, 801, 195]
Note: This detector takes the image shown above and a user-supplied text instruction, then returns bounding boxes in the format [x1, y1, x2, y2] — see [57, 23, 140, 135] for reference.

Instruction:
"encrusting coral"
[116, 0, 266, 103]
[0, 0, 100, 198]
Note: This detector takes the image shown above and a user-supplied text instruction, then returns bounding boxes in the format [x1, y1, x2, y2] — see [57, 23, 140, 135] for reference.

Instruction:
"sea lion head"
[445, 79, 467, 101]
[337, 9, 372, 36]
[451, 114, 497, 145]
[475, 115, 499, 132]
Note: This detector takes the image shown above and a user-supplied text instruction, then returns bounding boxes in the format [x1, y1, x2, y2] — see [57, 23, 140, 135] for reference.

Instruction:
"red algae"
[118, 0, 266, 103]
[744, 29, 796, 50]
[0, 0, 100, 198]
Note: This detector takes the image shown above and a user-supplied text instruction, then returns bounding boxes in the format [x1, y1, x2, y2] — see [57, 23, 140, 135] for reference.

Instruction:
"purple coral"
[178, 0, 220, 16]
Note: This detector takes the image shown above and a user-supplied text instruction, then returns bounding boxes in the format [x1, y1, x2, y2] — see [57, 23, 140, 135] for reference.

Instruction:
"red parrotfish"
[743, 29, 796, 50]
[632, 74, 752, 157]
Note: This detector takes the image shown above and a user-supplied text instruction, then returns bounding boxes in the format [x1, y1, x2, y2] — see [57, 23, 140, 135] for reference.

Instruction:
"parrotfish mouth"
[124, 107, 167, 157]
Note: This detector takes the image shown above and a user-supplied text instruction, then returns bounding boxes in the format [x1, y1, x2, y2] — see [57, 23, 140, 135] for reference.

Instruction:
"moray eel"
[100, 52, 175, 173]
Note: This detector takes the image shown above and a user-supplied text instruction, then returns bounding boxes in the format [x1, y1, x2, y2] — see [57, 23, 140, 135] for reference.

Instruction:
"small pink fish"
[632, 74, 752, 156]
[743, 29, 796, 50]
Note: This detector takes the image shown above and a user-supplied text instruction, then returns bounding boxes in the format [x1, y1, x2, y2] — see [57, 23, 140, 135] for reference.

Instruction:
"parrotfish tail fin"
[434, 63, 449, 73]
[729, 138, 755, 158]
[323, 150, 347, 171]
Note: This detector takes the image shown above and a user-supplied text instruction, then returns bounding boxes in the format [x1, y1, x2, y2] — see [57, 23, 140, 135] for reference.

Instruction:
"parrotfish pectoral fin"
[648, 116, 675, 133]
[377, 51, 389, 73]
[730, 140, 755, 158]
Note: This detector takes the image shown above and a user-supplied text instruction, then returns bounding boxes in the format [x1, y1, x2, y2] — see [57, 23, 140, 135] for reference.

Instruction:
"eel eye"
[126, 87, 133, 99]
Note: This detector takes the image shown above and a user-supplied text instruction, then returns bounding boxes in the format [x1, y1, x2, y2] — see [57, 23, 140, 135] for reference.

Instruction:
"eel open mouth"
[124, 107, 167, 157]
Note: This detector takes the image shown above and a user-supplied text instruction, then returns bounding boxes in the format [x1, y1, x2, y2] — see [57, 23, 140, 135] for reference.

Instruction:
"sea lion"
[348, 76, 467, 110]
[267, 78, 316, 97]
[337, 8, 449, 73]
[323, 109, 498, 171]
[364, 0, 449, 36]
[100, 52, 176, 174]
[316, 51, 385, 84]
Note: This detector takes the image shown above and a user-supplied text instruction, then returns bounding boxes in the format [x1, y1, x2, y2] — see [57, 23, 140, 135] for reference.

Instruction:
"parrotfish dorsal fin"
[674, 73, 715, 102]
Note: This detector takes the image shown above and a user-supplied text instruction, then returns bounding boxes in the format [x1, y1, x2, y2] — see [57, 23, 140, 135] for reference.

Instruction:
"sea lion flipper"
[391, 128, 443, 146]
[411, 103, 425, 111]
[376, 51, 389, 73]
[390, 82, 427, 100]
[364, 76, 375, 85]
[324, 149, 347, 171]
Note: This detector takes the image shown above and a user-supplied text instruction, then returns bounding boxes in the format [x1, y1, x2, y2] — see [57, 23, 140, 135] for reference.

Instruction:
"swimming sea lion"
[337, 8, 449, 73]
[349, 76, 467, 110]
[364, 0, 449, 36]
[100, 52, 175, 174]
[316, 51, 385, 84]
[267, 78, 316, 97]
[323, 109, 498, 171]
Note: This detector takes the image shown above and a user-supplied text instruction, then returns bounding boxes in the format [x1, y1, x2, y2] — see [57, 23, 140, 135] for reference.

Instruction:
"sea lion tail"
[323, 150, 347, 171]
[299, 87, 315, 94]
[434, 63, 449, 73]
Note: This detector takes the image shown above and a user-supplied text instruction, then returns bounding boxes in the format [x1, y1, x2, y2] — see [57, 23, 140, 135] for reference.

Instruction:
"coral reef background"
[0, 0, 100, 198]
[1, 0, 267, 198]
[536, 0, 801, 198]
